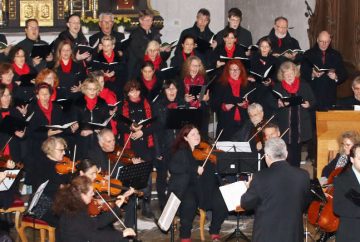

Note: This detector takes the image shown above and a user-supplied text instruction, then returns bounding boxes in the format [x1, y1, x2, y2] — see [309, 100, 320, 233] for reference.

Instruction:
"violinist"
[30, 137, 71, 227]
[77, 158, 99, 182]
[87, 129, 139, 227]
[117, 80, 155, 218]
[232, 103, 266, 151]
[168, 124, 227, 241]
[334, 143, 360, 242]
[262, 123, 281, 141]
[53, 176, 136, 242]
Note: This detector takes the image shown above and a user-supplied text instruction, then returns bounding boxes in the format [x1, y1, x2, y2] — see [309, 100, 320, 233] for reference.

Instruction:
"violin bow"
[71, 145, 77, 174]
[0, 136, 13, 153]
[247, 114, 275, 142]
[110, 132, 133, 176]
[201, 129, 223, 169]
[259, 127, 290, 160]
[94, 190, 127, 229]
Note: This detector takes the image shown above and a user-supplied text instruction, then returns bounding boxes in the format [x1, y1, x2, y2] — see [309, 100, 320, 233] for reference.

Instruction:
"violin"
[108, 145, 136, 166]
[307, 167, 342, 232]
[0, 155, 24, 169]
[93, 173, 143, 197]
[193, 141, 218, 164]
[55, 156, 79, 175]
[88, 193, 117, 216]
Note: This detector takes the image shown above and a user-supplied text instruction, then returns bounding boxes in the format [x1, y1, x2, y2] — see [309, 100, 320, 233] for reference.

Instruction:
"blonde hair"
[277, 61, 300, 81]
[338, 130, 360, 155]
[80, 78, 101, 95]
[41, 137, 67, 157]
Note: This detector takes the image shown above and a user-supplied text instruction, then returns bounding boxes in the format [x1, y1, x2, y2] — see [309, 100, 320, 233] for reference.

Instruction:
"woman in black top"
[137, 61, 163, 103]
[53, 176, 136, 242]
[168, 124, 203, 241]
[269, 61, 315, 167]
[53, 40, 86, 101]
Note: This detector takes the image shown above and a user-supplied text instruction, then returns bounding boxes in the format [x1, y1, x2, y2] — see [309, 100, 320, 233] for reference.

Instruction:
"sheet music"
[0, 169, 20, 191]
[158, 192, 181, 231]
[219, 181, 248, 211]
[27, 180, 49, 213]
[216, 142, 252, 152]
[354, 105, 360, 111]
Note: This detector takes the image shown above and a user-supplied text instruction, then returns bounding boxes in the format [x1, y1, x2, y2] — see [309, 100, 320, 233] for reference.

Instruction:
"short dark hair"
[25, 18, 38, 28]
[350, 143, 360, 158]
[228, 8, 242, 19]
[141, 61, 155, 71]
[66, 13, 80, 23]
[274, 16, 288, 24]
[123, 80, 141, 95]
[139, 9, 153, 19]
[163, 79, 178, 90]
[8, 46, 25, 62]
[223, 27, 237, 39]
[197, 8, 210, 17]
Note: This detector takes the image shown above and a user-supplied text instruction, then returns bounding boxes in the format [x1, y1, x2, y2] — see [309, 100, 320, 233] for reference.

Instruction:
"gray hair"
[247, 103, 263, 114]
[97, 128, 114, 143]
[264, 137, 287, 161]
[352, 76, 360, 88]
[99, 12, 114, 22]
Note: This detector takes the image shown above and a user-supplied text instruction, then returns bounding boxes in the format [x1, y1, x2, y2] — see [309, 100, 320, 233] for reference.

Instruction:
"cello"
[307, 167, 342, 232]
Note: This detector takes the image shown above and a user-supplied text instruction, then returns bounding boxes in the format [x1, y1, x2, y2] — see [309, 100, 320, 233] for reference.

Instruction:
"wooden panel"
[316, 111, 360, 178]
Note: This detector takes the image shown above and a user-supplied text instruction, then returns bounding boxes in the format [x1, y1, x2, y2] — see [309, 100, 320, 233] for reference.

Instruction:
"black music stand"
[116, 162, 153, 242]
[216, 152, 259, 242]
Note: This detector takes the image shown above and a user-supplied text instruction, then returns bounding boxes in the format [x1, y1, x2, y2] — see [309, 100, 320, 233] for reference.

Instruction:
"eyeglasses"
[55, 148, 65, 152]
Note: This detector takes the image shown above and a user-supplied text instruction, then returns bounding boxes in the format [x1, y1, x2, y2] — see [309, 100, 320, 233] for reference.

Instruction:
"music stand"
[116, 162, 153, 242]
[216, 151, 259, 242]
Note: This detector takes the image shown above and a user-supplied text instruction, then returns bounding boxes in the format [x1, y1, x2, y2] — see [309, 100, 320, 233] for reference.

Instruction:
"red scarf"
[122, 98, 154, 149]
[228, 77, 241, 121]
[144, 54, 162, 71]
[60, 59, 73, 73]
[281, 77, 300, 94]
[278, 38, 282, 48]
[167, 102, 178, 109]
[103, 51, 115, 63]
[1, 111, 10, 155]
[225, 45, 236, 58]
[50, 88, 57, 102]
[99, 88, 118, 135]
[37, 99, 53, 124]
[84, 96, 98, 111]
[182, 51, 194, 61]
[183, 75, 205, 108]
[142, 75, 157, 91]
[12, 63, 30, 76]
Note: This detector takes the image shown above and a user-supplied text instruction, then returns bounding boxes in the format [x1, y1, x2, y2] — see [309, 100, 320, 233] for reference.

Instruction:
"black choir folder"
[92, 60, 119, 72]
[0, 116, 28, 135]
[272, 90, 304, 106]
[166, 108, 203, 129]
[250, 66, 274, 82]
[31, 44, 52, 59]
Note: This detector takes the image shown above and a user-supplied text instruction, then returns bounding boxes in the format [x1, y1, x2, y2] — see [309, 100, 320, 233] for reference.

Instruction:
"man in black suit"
[215, 8, 253, 49]
[241, 137, 311, 242]
[301, 30, 347, 110]
[337, 76, 360, 106]
[89, 12, 125, 55]
[333, 143, 360, 242]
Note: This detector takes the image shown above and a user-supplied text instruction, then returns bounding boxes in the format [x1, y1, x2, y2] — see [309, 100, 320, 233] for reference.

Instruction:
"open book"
[92, 60, 119, 72]
[242, 87, 257, 100]
[45, 121, 77, 130]
[272, 89, 304, 106]
[31, 44, 52, 59]
[75, 39, 99, 54]
[219, 55, 249, 61]
[161, 40, 177, 50]
[279, 49, 304, 56]
[117, 114, 156, 127]
[115, 37, 130, 51]
[240, 44, 259, 52]
[107, 100, 122, 108]
[87, 112, 116, 129]
[313, 64, 332, 73]
[250, 66, 273, 82]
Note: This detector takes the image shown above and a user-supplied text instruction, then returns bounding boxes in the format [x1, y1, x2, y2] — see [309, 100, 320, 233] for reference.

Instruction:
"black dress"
[57, 207, 128, 242]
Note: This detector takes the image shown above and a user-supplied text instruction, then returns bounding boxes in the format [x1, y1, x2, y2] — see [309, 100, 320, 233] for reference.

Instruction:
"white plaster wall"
[150, 0, 225, 43]
[227, 0, 316, 49]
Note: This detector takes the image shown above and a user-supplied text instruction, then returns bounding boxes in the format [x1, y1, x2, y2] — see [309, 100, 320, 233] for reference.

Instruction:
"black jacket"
[209, 44, 247, 69]
[268, 81, 315, 143]
[57, 207, 127, 242]
[53, 29, 88, 54]
[333, 167, 360, 242]
[241, 160, 311, 242]
[127, 26, 162, 79]
[89, 30, 125, 48]
[215, 25, 253, 47]
[170, 49, 207, 72]
[301, 44, 348, 109]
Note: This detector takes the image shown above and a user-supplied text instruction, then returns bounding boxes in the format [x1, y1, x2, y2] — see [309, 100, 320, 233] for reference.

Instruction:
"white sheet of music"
[220, 181, 248, 211]
[0, 169, 20, 191]
[216, 142, 252, 153]
[158, 192, 181, 231]
[354, 105, 360, 111]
